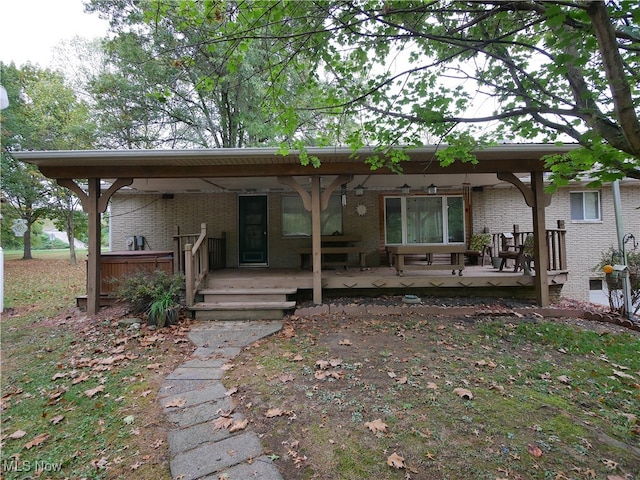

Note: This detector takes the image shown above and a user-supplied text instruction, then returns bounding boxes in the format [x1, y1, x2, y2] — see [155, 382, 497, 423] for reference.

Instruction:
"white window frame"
[569, 191, 601, 222]
[384, 195, 465, 245]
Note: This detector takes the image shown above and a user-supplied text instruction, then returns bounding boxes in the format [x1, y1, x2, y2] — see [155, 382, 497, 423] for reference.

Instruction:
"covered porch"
[15, 144, 577, 315]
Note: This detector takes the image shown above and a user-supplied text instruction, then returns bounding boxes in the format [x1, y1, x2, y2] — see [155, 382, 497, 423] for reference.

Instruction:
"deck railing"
[491, 220, 567, 272]
[208, 233, 227, 270]
[182, 223, 208, 307]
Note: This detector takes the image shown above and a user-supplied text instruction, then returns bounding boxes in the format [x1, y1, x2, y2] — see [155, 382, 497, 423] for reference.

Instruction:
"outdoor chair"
[499, 233, 534, 273]
[464, 233, 492, 266]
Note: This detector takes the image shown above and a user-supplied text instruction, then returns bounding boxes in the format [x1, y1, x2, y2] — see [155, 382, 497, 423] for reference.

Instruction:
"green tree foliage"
[136, 1, 640, 183]
[86, 0, 337, 148]
[1, 62, 95, 259]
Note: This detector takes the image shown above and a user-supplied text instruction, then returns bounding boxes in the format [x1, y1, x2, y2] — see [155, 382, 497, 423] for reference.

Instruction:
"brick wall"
[110, 190, 383, 269]
[110, 182, 639, 302]
[473, 182, 640, 302]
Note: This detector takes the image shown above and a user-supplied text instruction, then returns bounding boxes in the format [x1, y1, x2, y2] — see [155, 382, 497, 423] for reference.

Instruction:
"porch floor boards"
[204, 263, 561, 291]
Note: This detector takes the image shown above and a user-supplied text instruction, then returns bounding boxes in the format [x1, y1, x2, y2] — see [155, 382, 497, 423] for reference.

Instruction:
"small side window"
[570, 191, 601, 221]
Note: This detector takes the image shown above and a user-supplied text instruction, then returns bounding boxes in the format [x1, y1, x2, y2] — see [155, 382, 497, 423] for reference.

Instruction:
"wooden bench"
[297, 246, 367, 270]
[386, 245, 466, 276]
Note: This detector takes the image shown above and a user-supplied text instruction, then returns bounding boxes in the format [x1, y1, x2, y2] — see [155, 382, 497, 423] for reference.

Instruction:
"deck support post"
[497, 171, 551, 306]
[57, 177, 133, 315]
[311, 176, 322, 304]
[531, 171, 550, 306]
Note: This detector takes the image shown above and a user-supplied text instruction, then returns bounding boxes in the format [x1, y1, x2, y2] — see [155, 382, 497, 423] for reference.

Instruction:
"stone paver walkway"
[159, 321, 284, 480]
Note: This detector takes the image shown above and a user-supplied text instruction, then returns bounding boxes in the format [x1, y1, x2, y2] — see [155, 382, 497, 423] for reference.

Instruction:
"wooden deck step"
[199, 287, 297, 303]
[189, 301, 296, 321]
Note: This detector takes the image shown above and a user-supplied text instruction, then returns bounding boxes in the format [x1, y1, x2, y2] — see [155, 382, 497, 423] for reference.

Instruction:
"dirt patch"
[227, 310, 640, 479]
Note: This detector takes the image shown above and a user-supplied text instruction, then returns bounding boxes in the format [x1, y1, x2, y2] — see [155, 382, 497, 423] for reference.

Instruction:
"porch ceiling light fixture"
[400, 183, 411, 194]
[354, 184, 365, 196]
[426, 183, 437, 195]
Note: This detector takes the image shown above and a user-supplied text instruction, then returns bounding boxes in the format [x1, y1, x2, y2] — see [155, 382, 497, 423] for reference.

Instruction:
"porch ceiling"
[120, 172, 505, 193]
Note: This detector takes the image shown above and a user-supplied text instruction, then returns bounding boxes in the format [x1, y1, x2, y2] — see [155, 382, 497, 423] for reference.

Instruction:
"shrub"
[116, 270, 185, 326]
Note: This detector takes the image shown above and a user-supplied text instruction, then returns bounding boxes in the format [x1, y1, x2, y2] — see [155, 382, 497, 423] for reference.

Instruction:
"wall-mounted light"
[354, 184, 364, 196]
[426, 183, 437, 195]
[341, 183, 347, 206]
[400, 183, 411, 194]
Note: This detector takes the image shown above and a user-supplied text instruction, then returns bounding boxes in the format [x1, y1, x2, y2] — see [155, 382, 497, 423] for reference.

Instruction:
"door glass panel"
[407, 197, 442, 244]
[447, 196, 465, 242]
[385, 197, 402, 244]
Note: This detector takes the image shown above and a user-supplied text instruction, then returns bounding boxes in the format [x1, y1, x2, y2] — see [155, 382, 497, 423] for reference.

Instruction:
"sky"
[0, 0, 109, 67]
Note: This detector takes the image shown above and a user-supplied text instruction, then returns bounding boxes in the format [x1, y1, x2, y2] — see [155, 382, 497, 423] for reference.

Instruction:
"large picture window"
[570, 191, 601, 221]
[282, 195, 343, 236]
[384, 195, 465, 244]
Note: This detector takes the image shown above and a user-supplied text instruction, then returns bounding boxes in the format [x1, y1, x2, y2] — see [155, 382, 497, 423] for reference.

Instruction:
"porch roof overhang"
[15, 143, 578, 179]
[14, 144, 578, 314]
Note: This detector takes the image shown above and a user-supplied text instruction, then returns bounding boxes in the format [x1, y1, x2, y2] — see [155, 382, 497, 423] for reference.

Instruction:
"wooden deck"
[205, 263, 568, 295]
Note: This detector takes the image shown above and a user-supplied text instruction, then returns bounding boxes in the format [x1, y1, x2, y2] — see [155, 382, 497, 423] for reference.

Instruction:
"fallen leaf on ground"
[279, 373, 295, 383]
[213, 416, 234, 430]
[24, 433, 50, 449]
[146, 363, 161, 370]
[281, 326, 296, 338]
[453, 387, 473, 400]
[123, 415, 135, 425]
[386, 452, 405, 469]
[338, 339, 353, 346]
[364, 418, 388, 434]
[315, 360, 330, 370]
[8, 430, 27, 439]
[50, 415, 65, 425]
[475, 359, 497, 368]
[527, 444, 543, 457]
[99, 354, 126, 365]
[91, 456, 109, 469]
[265, 408, 285, 418]
[229, 418, 249, 432]
[72, 373, 90, 385]
[613, 370, 636, 380]
[84, 385, 105, 398]
[225, 387, 238, 396]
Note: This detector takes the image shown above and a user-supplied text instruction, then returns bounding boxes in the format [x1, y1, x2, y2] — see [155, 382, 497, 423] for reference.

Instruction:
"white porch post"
[311, 176, 322, 304]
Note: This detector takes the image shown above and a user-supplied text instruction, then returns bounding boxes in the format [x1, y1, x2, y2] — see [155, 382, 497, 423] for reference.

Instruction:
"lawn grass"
[1, 250, 194, 479]
[227, 313, 640, 480]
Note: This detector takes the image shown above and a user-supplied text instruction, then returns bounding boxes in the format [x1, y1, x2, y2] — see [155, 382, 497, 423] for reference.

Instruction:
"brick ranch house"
[16, 145, 640, 317]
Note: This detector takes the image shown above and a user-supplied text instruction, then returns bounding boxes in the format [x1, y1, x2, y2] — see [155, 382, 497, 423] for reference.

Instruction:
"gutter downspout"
[612, 180, 633, 319]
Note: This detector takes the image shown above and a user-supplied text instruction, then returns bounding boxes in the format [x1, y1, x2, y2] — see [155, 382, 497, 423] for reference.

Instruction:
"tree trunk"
[22, 228, 33, 260]
[67, 209, 77, 266]
[67, 230, 77, 266]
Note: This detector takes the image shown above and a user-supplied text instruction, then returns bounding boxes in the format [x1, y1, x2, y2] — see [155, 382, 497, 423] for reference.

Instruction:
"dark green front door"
[238, 195, 268, 265]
